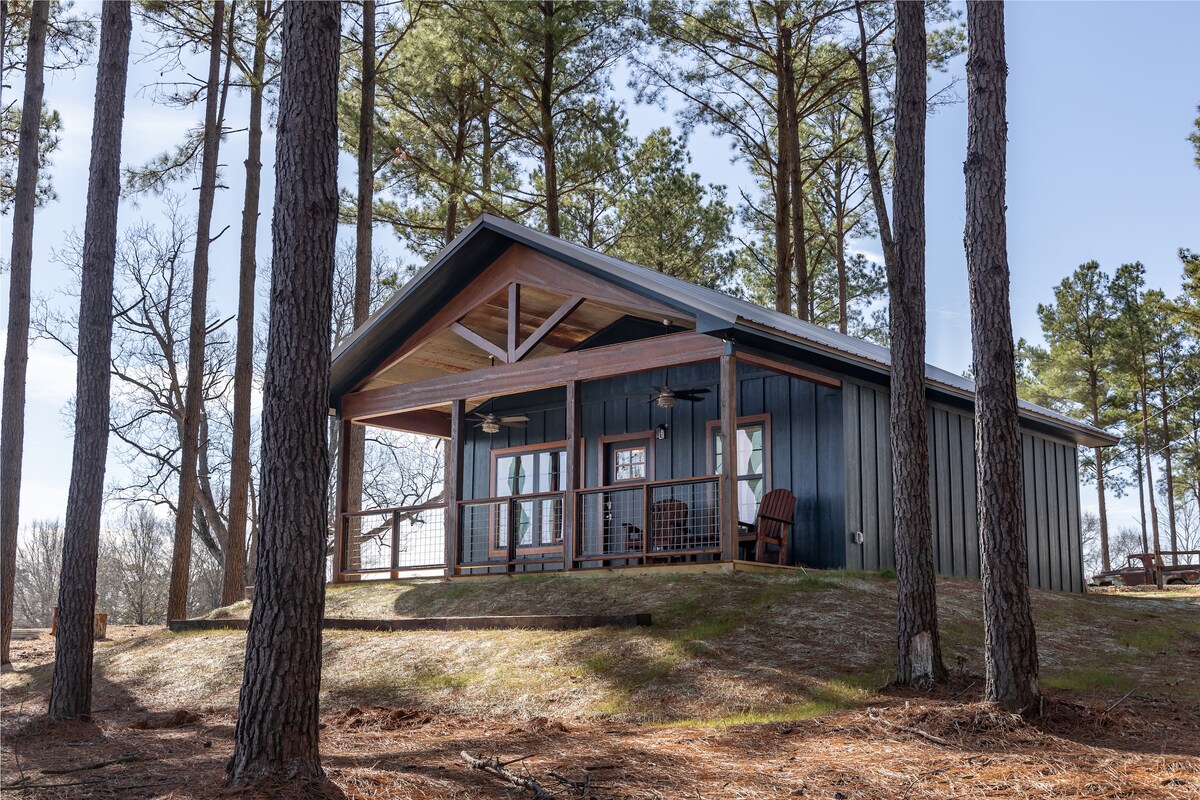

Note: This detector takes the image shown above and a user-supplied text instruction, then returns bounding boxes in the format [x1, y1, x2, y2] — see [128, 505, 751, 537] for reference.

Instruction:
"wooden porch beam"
[445, 399, 466, 577]
[360, 409, 451, 438]
[514, 294, 584, 361]
[507, 282, 520, 360]
[343, 332, 726, 421]
[563, 380, 581, 571]
[450, 322, 508, 364]
[333, 417, 353, 582]
[719, 350, 738, 562]
[735, 350, 842, 389]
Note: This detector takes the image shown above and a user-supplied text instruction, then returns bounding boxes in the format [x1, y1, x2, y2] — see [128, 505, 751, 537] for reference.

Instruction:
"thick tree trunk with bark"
[1134, 437, 1149, 552]
[964, 0, 1040, 715]
[890, 0, 946, 688]
[783, 29, 809, 322]
[223, 0, 270, 606]
[47, 1, 130, 719]
[343, 0, 376, 573]
[168, 2, 227, 620]
[1, 0, 48, 669]
[227, 0, 340, 785]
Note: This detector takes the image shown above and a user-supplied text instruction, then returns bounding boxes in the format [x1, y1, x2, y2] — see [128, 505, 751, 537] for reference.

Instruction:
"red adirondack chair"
[738, 488, 796, 564]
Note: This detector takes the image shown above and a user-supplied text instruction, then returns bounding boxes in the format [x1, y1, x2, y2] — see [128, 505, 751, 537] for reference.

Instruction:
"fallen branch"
[868, 712, 953, 747]
[41, 753, 143, 775]
[1103, 688, 1136, 715]
[462, 751, 556, 799]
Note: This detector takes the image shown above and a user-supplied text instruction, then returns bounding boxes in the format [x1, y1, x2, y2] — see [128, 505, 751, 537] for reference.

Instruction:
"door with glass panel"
[492, 445, 566, 556]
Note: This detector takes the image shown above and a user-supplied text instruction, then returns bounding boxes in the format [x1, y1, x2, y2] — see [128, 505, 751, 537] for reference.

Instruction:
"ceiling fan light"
[656, 395, 676, 409]
[482, 420, 501, 434]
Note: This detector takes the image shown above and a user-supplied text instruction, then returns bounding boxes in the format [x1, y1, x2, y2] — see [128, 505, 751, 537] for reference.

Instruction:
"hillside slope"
[6, 571, 1197, 723]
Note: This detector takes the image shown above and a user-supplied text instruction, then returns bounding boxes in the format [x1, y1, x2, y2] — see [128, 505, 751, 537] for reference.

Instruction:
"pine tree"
[1030, 262, 1124, 571]
[47, 0, 131, 718]
[227, 0, 341, 785]
[889, 0, 946, 688]
[0, 0, 47, 670]
[964, 0, 1040, 714]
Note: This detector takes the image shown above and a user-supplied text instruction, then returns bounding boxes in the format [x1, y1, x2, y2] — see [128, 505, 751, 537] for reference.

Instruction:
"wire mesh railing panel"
[459, 500, 506, 565]
[649, 479, 720, 553]
[512, 493, 565, 549]
[341, 510, 394, 573]
[577, 485, 647, 559]
[393, 505, 446, 569]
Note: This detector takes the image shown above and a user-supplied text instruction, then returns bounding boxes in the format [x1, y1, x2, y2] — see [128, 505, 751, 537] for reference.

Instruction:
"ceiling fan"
[646, 385, 710, 409]
[470, 409, 529, 435]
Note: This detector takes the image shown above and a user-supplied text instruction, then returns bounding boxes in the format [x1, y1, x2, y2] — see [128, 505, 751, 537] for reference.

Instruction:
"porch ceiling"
[361, 293, 688, 391]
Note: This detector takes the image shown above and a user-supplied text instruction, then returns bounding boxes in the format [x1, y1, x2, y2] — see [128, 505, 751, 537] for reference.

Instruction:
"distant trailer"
[1092, 551, 1200, 587]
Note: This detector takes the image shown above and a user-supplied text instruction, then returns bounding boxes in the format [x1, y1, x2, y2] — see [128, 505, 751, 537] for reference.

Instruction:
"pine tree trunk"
[223, 0, 270, 607]
[783, 31, 809, 322]
[1, 0, 48, 668]
[168, 2, 227, 621]
[47, 1, 130, 719]
[1140, 385, 1164, 588]
[540, 1, 559, 237]
[835, 162, 849, 334]
[964, 0, 1039, 715]
[1134, 437, 1149, 552]
[890, 0, 946, 688]
[1095, 447, 1111, 573]
[853, 1, 896, 273]
[772, 11, 791, 314]
[343, 0, 376, 574]
[1158, 360, 1178, 562]
[227, 0, 340, 784]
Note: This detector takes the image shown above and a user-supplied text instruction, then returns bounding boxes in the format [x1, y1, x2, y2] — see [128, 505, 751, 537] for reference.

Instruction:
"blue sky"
[2, 0, 1198, 532]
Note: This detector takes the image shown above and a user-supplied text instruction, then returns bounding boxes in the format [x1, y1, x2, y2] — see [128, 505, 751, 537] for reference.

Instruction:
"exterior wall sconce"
[655, 424, 669, 440]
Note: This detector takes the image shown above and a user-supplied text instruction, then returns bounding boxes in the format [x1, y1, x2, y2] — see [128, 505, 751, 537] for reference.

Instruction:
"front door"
[603, 438, 650, 554]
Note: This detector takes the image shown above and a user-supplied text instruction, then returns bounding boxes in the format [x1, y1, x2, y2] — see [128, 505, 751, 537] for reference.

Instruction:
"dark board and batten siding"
[462, 363, 845, 569]
[843, 381, 1084, 592]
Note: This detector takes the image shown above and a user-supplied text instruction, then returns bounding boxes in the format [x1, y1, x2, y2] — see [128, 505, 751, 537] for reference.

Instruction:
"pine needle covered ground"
[2, 571, 1198, 798]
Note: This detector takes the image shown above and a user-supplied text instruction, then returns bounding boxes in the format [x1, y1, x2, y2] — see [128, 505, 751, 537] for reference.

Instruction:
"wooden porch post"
[333, 416, 352, 582]
[563, 380, 581, 570]
[719, 349, 738, 561]
[445, 398, 466, 577]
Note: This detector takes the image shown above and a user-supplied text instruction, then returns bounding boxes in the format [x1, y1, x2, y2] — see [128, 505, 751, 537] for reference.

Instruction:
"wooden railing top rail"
[458, 491, 566, 506]
[577, 475, 719, 494]
[342, 501, 446, 518]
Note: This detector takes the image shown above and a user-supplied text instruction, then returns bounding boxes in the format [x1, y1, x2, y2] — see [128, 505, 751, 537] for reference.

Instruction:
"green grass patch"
[1043, 667, 1134, 693]
[1116, 626, 1178, 651]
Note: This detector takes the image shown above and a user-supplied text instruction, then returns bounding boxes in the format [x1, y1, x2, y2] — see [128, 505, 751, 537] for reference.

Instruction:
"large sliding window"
[710, 415, 770, 524]
[492, 444, 566, 553]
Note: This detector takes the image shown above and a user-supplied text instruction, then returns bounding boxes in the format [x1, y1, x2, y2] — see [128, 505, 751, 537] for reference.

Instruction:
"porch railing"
[458, 491, 566, 572]
[340, 502, 447, 576]
[576, 476, 721, 565]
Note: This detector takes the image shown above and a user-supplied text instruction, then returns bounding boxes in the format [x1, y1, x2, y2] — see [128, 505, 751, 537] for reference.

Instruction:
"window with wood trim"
[710, 416, 770, 524]
[611, 443, 648, 483]
[492, 444, 565, 553]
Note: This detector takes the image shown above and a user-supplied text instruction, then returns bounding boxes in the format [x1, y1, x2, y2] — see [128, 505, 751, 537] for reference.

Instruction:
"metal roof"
[331, 214, 1119, 448]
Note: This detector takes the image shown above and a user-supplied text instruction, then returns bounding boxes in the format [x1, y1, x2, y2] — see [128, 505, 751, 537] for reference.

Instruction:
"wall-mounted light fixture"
[655, 423, 669, 440]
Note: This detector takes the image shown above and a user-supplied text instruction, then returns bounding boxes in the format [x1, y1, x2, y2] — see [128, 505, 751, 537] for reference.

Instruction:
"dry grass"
[4, 571, 1199, 798]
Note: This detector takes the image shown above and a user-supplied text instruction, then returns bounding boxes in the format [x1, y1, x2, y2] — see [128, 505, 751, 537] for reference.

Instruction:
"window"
[612, 444, 648, 482]
[492, 445, 565, 551]
[712, 418, 768, 523]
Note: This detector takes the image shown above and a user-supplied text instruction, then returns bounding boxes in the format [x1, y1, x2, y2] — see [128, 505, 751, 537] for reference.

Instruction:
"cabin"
[329, 215, 1118, 592]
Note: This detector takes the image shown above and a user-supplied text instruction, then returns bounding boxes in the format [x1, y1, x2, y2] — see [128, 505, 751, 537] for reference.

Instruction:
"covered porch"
[332, 332, 841, 581]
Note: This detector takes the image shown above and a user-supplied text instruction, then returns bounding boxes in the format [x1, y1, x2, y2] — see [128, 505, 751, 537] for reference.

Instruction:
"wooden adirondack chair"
[738, 488, 796, 564]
